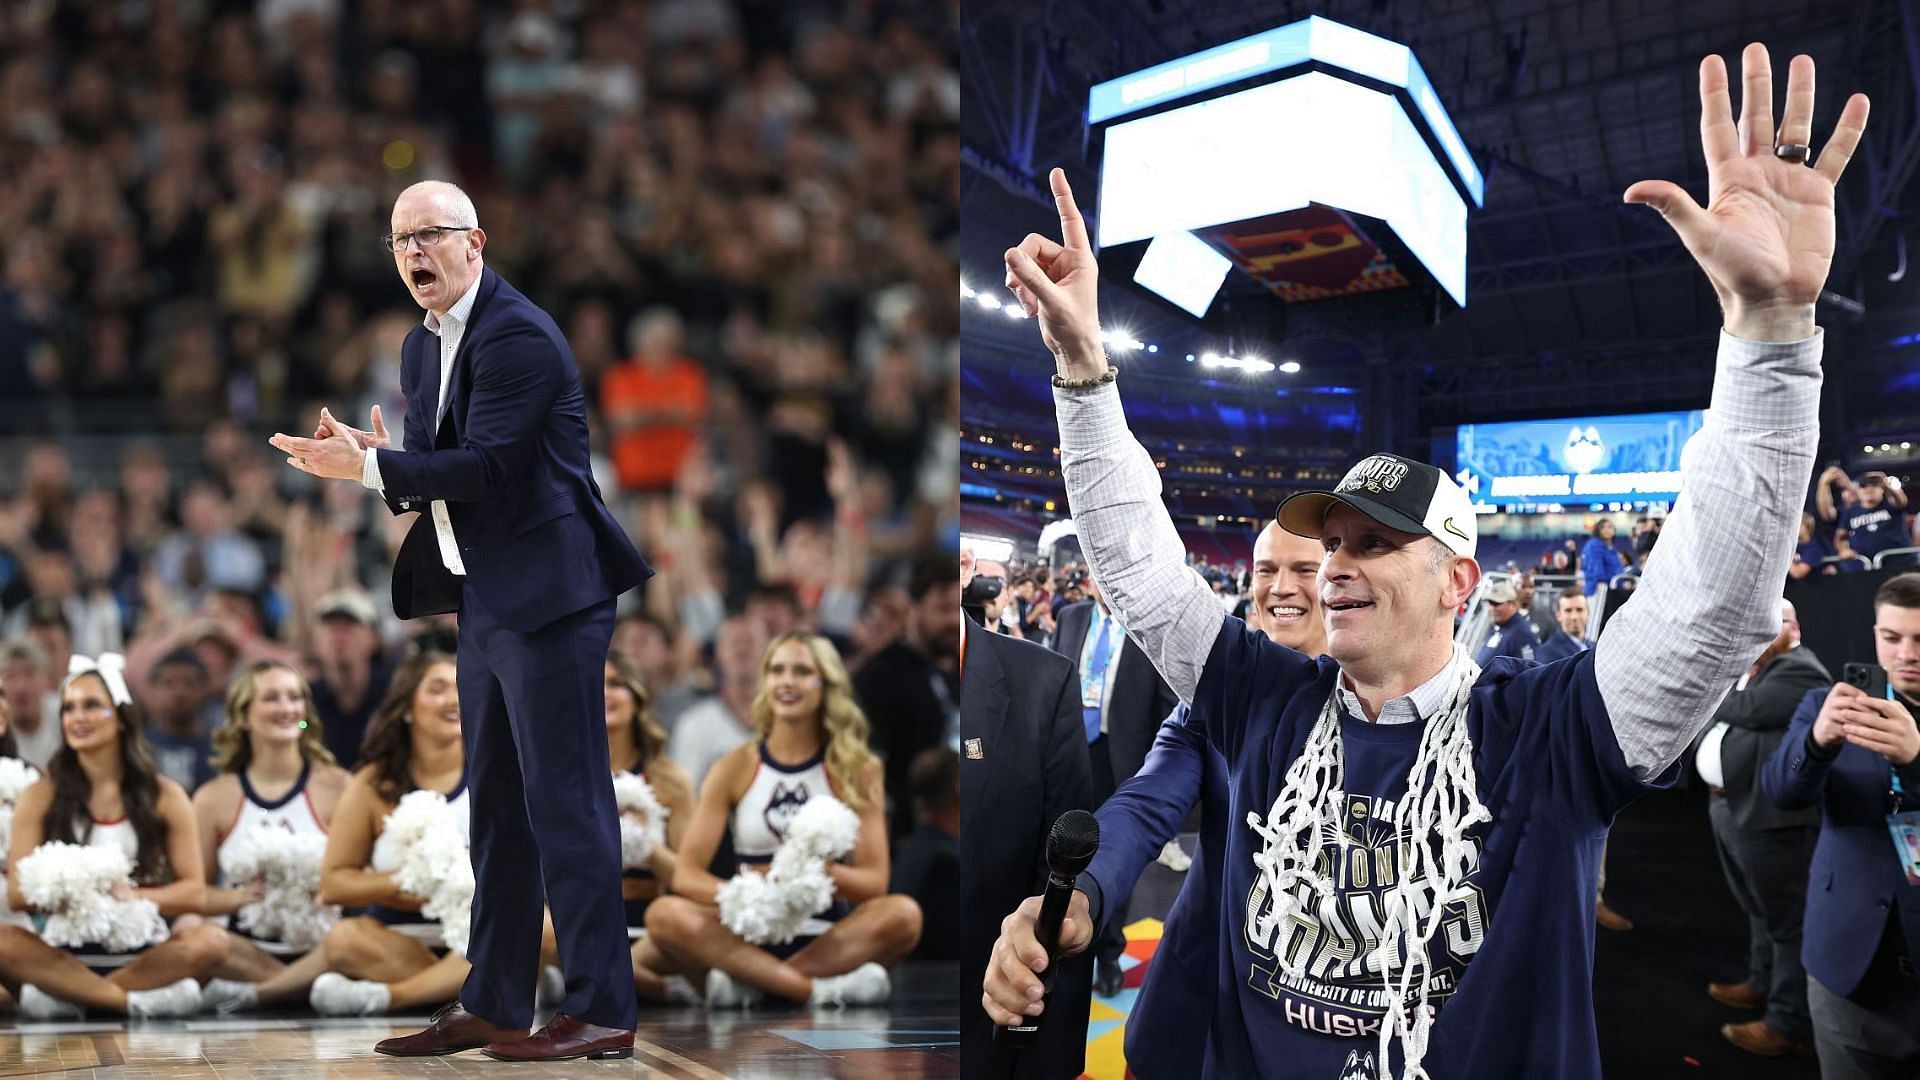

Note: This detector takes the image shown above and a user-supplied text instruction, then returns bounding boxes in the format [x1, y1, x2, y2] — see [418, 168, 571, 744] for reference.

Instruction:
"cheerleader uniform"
[363, 774, 468, 952]
[213, 759, 328, 955]
[731, 742, 850, 960]
[58, 816, 153, 975]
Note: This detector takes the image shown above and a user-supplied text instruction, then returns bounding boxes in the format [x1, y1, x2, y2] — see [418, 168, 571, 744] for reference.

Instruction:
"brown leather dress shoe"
[1722, 1018, 1814, 1058]
[480, 1014, 635, 1061]
[374, 1001, 529, 1057]
[1707, 979, 1766, 1010]
[1594, 900, 1634, 932]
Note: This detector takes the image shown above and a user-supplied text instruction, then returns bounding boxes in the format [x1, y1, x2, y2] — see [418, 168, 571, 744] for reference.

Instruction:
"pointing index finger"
[1051, 167, 1091, 252]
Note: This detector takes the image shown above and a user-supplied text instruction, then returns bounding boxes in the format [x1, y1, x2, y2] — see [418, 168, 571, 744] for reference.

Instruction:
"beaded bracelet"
[1051, 367, 1117, 390]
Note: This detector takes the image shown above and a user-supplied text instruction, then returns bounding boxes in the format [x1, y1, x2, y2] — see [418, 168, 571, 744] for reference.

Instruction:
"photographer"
[1762, 572, 1920, 1075]
[963, 560, 1017, 637]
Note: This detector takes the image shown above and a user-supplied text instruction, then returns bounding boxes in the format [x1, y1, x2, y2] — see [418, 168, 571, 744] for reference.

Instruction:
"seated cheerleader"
[0, 655, 228, 1018]
[304, 653, 473, 1016]
[601, 650, 696, 1002]
[186, 660, 352, 1012]
[644, 633, 922, 1007]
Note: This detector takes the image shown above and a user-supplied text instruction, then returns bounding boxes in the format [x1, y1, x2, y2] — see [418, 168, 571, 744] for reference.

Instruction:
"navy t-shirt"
[1187, 618, 1672, 1079]
[1839, 501, 1912, 559]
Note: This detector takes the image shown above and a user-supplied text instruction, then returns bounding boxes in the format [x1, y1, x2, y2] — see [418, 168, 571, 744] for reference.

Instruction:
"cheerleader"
[303, 653, 472, 1015]
[0, 655, 225, 1017]
[644, 633, 922, 1006]
[602, 650, 695, 1002]
[186, 661, 351, 1011]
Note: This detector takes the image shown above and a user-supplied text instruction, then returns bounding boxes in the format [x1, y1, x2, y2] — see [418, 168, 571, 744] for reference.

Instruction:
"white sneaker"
[309, 972, 391, 1016]
[126, 978, 203, 1019]
[200, 978, 258, 1014]
[1156, 839, 1192, 872]
[19, 984, 83, 1020]
[660, 975, 702, 1006]
[703, 969, 764, 1009]
[809, 962, 891, 1007]
[535, 964, 566, 1009]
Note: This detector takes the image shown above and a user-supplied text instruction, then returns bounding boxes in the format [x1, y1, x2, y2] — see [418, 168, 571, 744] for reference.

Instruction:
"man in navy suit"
[1762, 573, 1920, 1075]
[270, 181, 650, 1061]
[959, 548, 1094, 1079]
[1535, 589, 1591, 666]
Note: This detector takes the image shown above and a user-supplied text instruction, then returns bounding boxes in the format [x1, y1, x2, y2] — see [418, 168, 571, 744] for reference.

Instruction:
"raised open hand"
[1004, 168, 1104, 365]
[1625, 44, 1868, 338]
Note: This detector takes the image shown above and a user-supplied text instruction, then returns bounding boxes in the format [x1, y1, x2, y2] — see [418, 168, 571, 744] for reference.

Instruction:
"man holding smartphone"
[1762, 572, 1920, 1076]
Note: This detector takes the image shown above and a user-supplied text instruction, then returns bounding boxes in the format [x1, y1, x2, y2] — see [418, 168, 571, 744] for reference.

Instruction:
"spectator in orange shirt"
[601, 308, 709, 493]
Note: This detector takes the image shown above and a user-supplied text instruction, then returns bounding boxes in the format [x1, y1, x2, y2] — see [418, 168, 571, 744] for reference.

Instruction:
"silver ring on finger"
[1774, 142, 1813, 165]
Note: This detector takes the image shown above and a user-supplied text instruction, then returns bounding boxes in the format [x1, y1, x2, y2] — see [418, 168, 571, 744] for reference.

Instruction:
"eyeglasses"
[381, 225, 475, 254]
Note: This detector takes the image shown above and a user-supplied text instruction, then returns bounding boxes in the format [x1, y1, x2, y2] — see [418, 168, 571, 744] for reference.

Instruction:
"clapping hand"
[1625, 44, 1868, 341]
[270, 405, 387, 482]
[315, 406, 391, 451]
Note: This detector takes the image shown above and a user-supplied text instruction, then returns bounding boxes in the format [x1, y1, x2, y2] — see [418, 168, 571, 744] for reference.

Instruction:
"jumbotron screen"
[1454, 410, 1706, 513]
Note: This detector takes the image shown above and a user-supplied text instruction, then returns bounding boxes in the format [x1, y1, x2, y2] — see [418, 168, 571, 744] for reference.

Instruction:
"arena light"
[1279, 360, 1302, 373]
[1101, 329, 1145, 352]
[1003, 303, 1028, 319]
[962, 282, 977, 299]
[975, 293, 1003, 312]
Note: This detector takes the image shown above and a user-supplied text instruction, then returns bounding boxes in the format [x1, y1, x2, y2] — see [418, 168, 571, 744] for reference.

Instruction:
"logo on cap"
[1339, 455, 1409, 495]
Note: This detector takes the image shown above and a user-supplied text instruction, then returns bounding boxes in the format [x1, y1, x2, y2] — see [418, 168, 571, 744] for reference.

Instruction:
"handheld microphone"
[996, 809, 1100, 1049]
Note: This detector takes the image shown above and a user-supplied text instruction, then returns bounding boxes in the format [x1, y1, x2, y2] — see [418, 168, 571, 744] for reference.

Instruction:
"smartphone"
[1844, 662, 1889, 699]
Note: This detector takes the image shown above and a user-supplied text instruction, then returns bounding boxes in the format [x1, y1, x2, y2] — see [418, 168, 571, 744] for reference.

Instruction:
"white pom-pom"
[15, 842, 168, 951]
[612, 773, 668, 868]
[223, 832, 337, 950]
[716, 795, 860, 945]
[716, 870, 798, 945]
[783, 797, 859, 862]
[372, 791, 473, 956]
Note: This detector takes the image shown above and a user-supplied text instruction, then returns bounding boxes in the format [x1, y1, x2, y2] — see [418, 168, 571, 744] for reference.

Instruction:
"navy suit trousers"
[456, 587, 634, 1030]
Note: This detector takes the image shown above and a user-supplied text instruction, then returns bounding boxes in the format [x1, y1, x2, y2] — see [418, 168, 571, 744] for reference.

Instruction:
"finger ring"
[1774, 143, 1813, 165]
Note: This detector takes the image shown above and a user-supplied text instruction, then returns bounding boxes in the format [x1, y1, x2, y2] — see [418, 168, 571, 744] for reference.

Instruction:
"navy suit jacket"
[1534, 629, 1587, 666]
[960, 618, 1095, 1080]
[1761, 687, 1920, 995]
[373, 268, 650, 630]
[1079, 704, 1230, 1079]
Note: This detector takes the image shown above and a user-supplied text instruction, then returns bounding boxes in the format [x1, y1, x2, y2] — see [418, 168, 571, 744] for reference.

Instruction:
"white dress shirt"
[1054, 329, 1822, 780]
[361, 273, 485, 576]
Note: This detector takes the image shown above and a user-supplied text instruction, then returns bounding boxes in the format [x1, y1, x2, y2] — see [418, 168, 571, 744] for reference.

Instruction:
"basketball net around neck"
[1245, 646, 1489, 1080]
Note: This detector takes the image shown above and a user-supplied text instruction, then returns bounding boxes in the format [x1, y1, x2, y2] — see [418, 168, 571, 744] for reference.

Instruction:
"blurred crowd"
[0, 0, 959, 910]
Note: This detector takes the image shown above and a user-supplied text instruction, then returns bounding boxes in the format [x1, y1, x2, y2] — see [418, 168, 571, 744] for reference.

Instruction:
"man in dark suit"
[961, 548, 1095, 1080]
[1535, 589, 1591, 666]
[1694, 599, 1830, 1057]
[270, 181, 649, 1061]
[1048, 572, 1179, 996]
[1763, 572, 1920, 1076]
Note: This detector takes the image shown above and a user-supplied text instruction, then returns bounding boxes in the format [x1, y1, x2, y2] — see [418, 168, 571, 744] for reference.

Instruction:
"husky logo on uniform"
[763, 781, 811, 841]
[1338, 456, 1409, 495]
[1563, 425, 1606, 474]
[1339, 1049, 1376, 1080]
